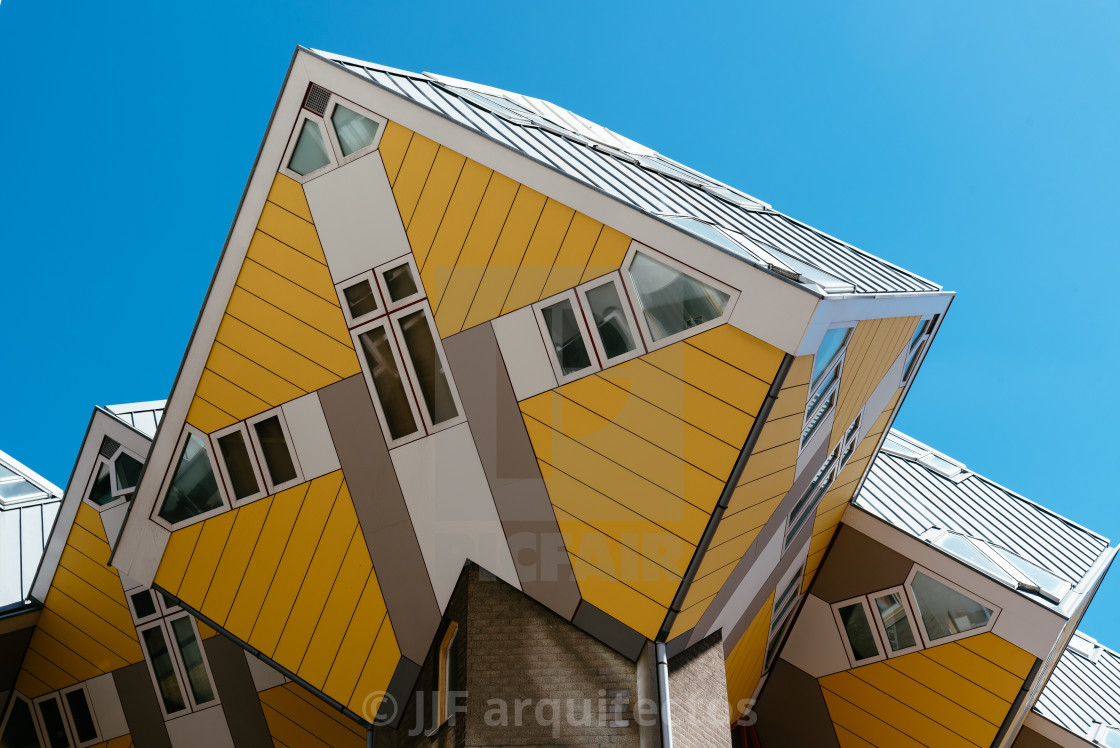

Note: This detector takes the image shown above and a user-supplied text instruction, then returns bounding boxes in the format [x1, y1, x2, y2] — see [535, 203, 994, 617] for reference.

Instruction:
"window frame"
[138, 613, 221, 719]
[376, 254, 425, 313]
[246, 408, 304, 495]
[151, 426, 231, 531]
[1, 692, 45, 747]
[436, 622, 459, 726]
[107, 445, 145, 499]
[33, 691, 75, 748]
[801, 323, 854, 450]
[619, 244, 739, 352]
[336, 269, 385, 328]
[210, 422, 268, 506]
[575, 272, 646, 368]
[831, 596, 886, 667]
[83, 457, 125, 512]
[389, 302, 467, 436]
[533, 288, 602, 385]
[868, 585, 924, 658]
[784, 445, 841, 551]
[764, 564, 805, 671]
[901, 315, 936, 385]
[929, 529, 1071, 604]
[279, 110, 338, 183]
[321, 96, 387, 168]
[352, 317, 427, 449]
[59, 684, 102, 748]
[904, 566, 1001, 648]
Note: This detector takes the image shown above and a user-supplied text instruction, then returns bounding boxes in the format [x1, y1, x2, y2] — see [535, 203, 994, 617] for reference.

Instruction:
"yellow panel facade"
[185, 174, 360, 434]
[724, 593, 775, 724]
[818, 633, 1031, 747]
[260, 683, 366, 748]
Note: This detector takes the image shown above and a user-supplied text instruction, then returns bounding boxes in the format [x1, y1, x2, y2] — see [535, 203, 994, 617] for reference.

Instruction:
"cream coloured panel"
[85, 673, 129, 740]
[246, 651, 288, 692]
[491, 309, 558, 401]
[703, 529, 783, 641]
[166, 703, 236, 748]
[99, 502, 130, 548]
[779, 594, 851, 678]
[304, 151, 412, 283]
[281, 392, 341, 480]
[390, 423, 521, 609]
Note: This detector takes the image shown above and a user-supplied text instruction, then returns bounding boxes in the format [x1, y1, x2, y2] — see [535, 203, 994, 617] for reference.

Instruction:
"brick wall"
[668, 633, 732, 748]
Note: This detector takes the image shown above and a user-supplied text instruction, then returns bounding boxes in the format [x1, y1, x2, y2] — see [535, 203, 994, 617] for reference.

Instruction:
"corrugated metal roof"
[310, 50, 942, 296]
[1033, 632, 1120, 739]
[0, 449, 62, 610]
[854, 430, 1110, 603]
[107, 400, 166, 437]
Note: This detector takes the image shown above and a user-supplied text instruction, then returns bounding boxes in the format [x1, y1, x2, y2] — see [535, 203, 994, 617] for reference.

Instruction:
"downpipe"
[656, 642, 673, 748]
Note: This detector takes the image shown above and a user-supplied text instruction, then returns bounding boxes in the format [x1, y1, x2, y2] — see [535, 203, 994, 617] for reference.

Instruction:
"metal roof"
[1033, 632, 1120, 740]
[854, 430, 1111, 608]
[310, 49, 942, 296]
[0, 449, 62, 611]
[106, 400, 166, 437]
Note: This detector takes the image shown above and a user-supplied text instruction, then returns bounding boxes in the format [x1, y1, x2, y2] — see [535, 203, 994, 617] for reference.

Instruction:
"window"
[929, 530, 1072, 604]
[156, 429, 228, 527]
[869, 587, 922, 657]
[906, 568, 998, 646]
[247, 409, 303, 494]
[1091, 724, 1120, 747]
[338, 270, 382, 327]
[33, 695, 71, 748]
[785, 447, 839, 549]
[765, 565, 804, 670]
[355, 320, 424, 445]
[377, 256, 424, 311]
[138, 610, 218, 718]
[802, 325, 853, 448]
[578, 275, 642, 366]
[287, 116, 333, 177]
[437, 622, 459, 726]
[2, 686, 102, 748]
[85, 442, 144, 509]
[902, 315, 936, 384]
[1, 693, 41, 748]
[535, 291, 598, 383]
[832, 597, 884, 666]
[624, 248, 735, 348]
[60, 687, 99, 747]
[392, 305, 463, 431]
[212, 423, 266, 504]
[280, 85, 387, 183]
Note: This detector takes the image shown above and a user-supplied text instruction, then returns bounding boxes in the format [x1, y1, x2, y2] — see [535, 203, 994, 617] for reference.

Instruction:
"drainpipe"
[656, 642, 673, 748]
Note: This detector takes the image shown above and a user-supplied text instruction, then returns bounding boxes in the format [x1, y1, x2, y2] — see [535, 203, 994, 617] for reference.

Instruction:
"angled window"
[1091, 725, 1120, 747]
[392, 305, 464, 431]
[212, 423, 266, 504]
[765, 566, 805, 670]
[377, 255, 424, 311]
[33, 694, 71, 748]
[128, 588, 161, 624]
[138, 613, 218, 718]
[902, 315, 936, 384]
[625, 249, 734, 347]
[247, 410, 303, 494]
[110, 450, 143, 496]
[839, 412, 862, 467]
[282, 86, 387, 181]
[60, 686, 100, 748]
[437, 622, 459, 726]
[85, 463, 115, 507]
[156, 430, 227, 527]
[286, 117, 333, 177]
[355, 319, 424, 447]
[169, 615, 217, 707]
[832, 597, 884, 666]
[989, 547, 1071, 603]
[577, 274, 642, 366]
[1, 693, 43, 748]
[931, 530, 1072, 604]
[535, 291, 598, 383]
[784, 446, 839, 549]
[906, 569, 998, 646]
[802, 325, 853, 448]
[324, 98, 387, 165]
[337, 271, 382, 327]
[140, 622, 189, 716]
[870, 587, 922, 657]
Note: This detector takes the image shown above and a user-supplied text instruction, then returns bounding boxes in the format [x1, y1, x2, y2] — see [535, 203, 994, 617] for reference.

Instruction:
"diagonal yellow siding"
[185, 174, 359, 435]
[818, 633, 1033, 747]
[829, 317, 917, 447]
[259, 682, 366, 747]
[725, 592, 775, 724]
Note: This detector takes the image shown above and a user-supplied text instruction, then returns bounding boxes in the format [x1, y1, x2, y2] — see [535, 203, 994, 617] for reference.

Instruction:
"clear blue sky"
[2, 2, 1117, 644]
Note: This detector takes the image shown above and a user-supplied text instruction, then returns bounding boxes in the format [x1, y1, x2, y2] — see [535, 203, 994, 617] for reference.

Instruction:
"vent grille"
[304, 84, 331, 116]
[99, 437, 121, 459]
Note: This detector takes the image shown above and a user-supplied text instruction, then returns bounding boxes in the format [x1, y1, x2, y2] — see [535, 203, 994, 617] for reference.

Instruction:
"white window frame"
[279, 110, 338, 184]
[620, 244, 739, 352]
[246, 408, 305, 495]
[868, 585, 924, 658]
[210, 422, 268, 505]
[322, 96, 388, 168]
[1090, 723, 1120, 747]
[784, 446, 841, 551]
[838, 411, 863, 469]
[389, 302, 467, 436]
[928, 530, 1072, 604]
[83, 457, 126, 512]
[336, 269, 385, 328]
[904, 566, 1001, 648]
[1, 692, 45, 747]
[138, 613, 221, 719]
[575, 272, 646, 367]
[353, 317, 427, 449]
[152, 426, 231, 531]
[831, 596, 886, 667]
[901, 315, 935, 385]
[533, 288, 601, 385]
[107, 445, 145, 499]
[764, 563, 805, 671]
[33, 691, 76, 748]
[801, 323, 854, 450]
[126, 586, 164, 626]
[59, 683, 102, 748]
[376, 254, 425, 312]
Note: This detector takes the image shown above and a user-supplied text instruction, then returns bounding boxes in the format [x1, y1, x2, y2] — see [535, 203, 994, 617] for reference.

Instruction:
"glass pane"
[0, 698, 40, 748]
[541, 299, 592, 375]
[36, 697, 70, 748]
[252, 417, 297, 486]
[628, 253, 730, 341]
[585, 282, 636, 360]
[113, 452, 143, 492]
[358, 327, 419, 440]
[217, 430, 260, 500]
[288, 119, 330, 176]
[838, 603, 880, 661]
[935, 535, 1016, 586]
[383, 263, 419, 302]
[811, 328, 851, 390]
[399, 310, 458, 424]
[170, 617, 216, 705]
[130, 590, 157, 620]
[910, 572, 993, 642]
[343, 279, 379, 320]
[0, 465, 16, 479]
[992, 547, 1071, 601]
[908, 320, 929, 351]
[158, 434, 223, 525]
[874, 593, 918, 652]
[87, 464, 114, 506]
[63, 690, 98, 743]
[141, 626, 187, 713]
[1103, 728, 1120, 748]
[160, 591, 179, 611]
[331, 104, 380, 156]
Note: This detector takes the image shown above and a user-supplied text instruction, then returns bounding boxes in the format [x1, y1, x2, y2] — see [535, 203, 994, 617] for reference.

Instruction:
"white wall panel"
[491, 311, 557, 401]
[780, 594, 851, 678]
[281, 393, 341, 481]
[85, 673, 129, 740]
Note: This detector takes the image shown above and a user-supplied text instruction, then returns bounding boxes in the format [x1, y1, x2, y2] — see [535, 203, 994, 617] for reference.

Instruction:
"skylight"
[881, 431, 969, 480]
[930, 530, 1073, 604]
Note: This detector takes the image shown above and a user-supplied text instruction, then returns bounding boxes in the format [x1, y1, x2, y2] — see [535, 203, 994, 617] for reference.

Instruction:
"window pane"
[36, 697, 71, 748]
[142, 626, 187, 713]
[87, 463, 114, 506]
[628, 253, 730, 340]
[935, 535, 1016, 586]
[358, 327, 419, 439]
[253, 417, 297, 486]
[541, 299, 592, 375]
[113, 452, 143, 492]
[130, 590, 157, 620]
[383, 263, 419, 302]
[585, 282, 636, 360]
[873, 593, 918, 652]
[1103, 728, 1120, 748]
[288, 119, 330, 176]
[217, 430, 260, 500]
[63, 690, 98, 743]
[992, 547, 1071, 601]
[0, 480, 45, 501]
[910, 572, 993, 642]
[342, 279, 379, 319]
[158, 434, 223, 525]
[838, 603, 880, 661]
[811, 328, 850, 390]
[0, 698, 40, 748]
[170, 617, 216, 705]
[399, 310, 458, 424]
[331, 104, 380, 156]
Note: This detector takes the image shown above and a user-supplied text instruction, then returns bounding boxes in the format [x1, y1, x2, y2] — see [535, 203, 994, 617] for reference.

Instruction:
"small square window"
[247, 410, 304, 494]
[212, 423, 266, 504]
[832, 597, 885, 666]
[129, 589, 159, 623]
[376, 255, 425, 311]
[534, 291, 599, 384]
[337, 270, 384, 327]
[577, 274, 644, 366]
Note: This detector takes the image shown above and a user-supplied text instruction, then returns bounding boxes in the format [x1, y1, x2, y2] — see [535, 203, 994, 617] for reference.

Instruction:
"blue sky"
[1, 2, 1117, 644]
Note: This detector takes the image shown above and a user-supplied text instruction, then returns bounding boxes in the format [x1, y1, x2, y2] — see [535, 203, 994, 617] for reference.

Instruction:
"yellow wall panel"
[36, 609, 131, 673]
[18, 650, 73, 694]
[686, 324, 785, 383]
[501, 199, 577, 313]
[920, 640, 1024, 698]
[194, 369, 271, 422]
[58, 544, 123, 603]
[205, 342, 305, 410]
[407, 147, 467, 266]
[835, 725, 877, 748]
[201, 498, 272, 626]
[420, 159, 492, 306]
[185, 397, 236, 435]
[155, 522, 203, 595]
[235, 259, 350, 346]
[377, 121, 413, 184]
[266, 174, 313, 223]
[51, 568, 134, 637]
[711, 495, 783, 549]
[246, 231, 338, 306]
[958, 634, 1036, 679]
[725, 592, 774, 723]
[322, 575, 390, 703]
[260, 683, 365, 748]
[176, 510, 237, 609]
[568, 555, 667, 640]
[257, 202, 327, 264]
[642, 343, 771, 418]
[346, 617, 401, 716]
[580, 225, 631, 284]
[750, 412, 802, 454]
[14, 670, 51, 699]
[669, 592, 716, 641]
[390, 133, 440, 227]
[215, 316, 340, 394]
[829, 316, 916, 447]
[883, 649, 1011, 726]
[540, 213, 604, 299]
[819, 689, 926, 748]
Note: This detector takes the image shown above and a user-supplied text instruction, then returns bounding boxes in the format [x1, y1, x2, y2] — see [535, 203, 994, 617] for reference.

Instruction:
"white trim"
[151, 426, 231, 531]
[901, 314, 935, 386]
[376, 254, 425, 312]
[107, 445, 145, 499]
[335, 270, 384, 328]
[831, 596, 886, 667]
[389, 302, 467, 436]
[801, 323, 854, 450]
[904, 565, 1001, 647]
[868, 585, 924, 658]
[533, 288, 601, 385]
[246, 408, 305, 494]
[210, 422, 267, 505]
[1022, 711, 1097, 748]
[575, 272, 646, 367]
[278, 110, 337, 184]
[784, 445, 840, 551]
[321, 95, 388, 167]
[83, 457, 126, 512]
[794, 292, 955, 357]
[60, 683, 103, 748]
[352, 317, 426, 449]
[138, 618, 191, 719]
[125, 585, 163, 626]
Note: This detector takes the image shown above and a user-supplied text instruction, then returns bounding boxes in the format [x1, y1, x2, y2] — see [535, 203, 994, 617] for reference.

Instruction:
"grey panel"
[378, 657, 422, 729]
[203, 635, 272, 748]
[809, 524, 912, 604]
[318, 375, 441, 663]
[0, 626, 33, 692]
[442, 324, 580, 620]
[1011, 726, 1068, 748]
[723, 545, 803, 653]
[754, 659, 840, 748]
[571, 601, 646, 661]
[113, 661, 173, 748]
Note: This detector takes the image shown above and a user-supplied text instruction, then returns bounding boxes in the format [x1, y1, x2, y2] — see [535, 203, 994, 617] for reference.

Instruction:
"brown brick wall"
[668, 632, 732, 748]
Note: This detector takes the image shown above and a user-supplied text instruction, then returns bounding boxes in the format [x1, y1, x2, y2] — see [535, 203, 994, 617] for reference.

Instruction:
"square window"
[832, 597, 885, 666]
[212, 423, 266, 504]
[376, 255, 425, 311]
[247, 410, 304, 494]
[577, 274, 644, 366]
[336, 270, 384, 327]
[534, 290, 599, 384]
